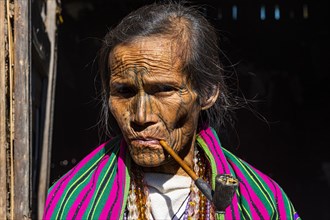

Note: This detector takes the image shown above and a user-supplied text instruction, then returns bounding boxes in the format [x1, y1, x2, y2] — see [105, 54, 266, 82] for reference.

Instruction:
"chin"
[131, 155, 167, 168]
[133, 160, 163, 168]
[128, 143, 167, 167]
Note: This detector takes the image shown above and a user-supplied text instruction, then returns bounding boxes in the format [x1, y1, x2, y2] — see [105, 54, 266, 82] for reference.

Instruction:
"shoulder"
[51, 136, 121, 186]
[43, 136, 123, 219]
[222, 148, 300, 219]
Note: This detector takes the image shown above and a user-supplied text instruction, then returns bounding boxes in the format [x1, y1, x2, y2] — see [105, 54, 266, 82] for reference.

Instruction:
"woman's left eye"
[159, 85, 175, 92]
[147, 85, 176, 96]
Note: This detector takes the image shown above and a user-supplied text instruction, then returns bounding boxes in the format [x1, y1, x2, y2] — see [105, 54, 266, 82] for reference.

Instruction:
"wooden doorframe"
[0, 0, 8, 218]
[12, 0, 32, 218]
[38, 0, 59, 218]
[0, 0, 59, 219]
[0, 0, 31, 218]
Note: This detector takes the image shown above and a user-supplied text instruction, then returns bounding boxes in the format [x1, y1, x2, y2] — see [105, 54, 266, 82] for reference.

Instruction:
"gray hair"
[98, 2, 237, 137]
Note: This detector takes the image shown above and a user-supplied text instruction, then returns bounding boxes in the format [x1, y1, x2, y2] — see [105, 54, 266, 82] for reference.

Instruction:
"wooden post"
[1, 0, 58, 218]
[38, 0, 59, 218]
[0, 1, 9, 219]
[13, 0, 32, 218]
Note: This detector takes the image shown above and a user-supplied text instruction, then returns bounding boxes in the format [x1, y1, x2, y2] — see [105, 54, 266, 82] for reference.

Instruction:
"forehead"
[109, 37, 182, 73]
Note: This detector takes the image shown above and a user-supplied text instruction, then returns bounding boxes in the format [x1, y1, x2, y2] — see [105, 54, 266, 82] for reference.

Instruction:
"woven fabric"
[196, 128, 300, 220]
[43, 128, 300, 219]
[43, 136, 131, 220]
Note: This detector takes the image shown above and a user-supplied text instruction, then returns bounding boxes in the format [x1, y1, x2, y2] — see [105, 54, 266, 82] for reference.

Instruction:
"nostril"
[131, 121, 155, 132]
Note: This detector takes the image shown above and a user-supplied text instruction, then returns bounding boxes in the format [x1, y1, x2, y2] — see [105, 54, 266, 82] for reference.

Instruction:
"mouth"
[130, 137, 162, 149]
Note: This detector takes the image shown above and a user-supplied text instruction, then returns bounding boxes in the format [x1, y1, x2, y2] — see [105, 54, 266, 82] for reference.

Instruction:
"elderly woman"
[43, 2, 299, 220]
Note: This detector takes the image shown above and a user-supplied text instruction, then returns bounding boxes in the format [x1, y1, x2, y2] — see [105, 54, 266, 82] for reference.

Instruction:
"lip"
[130, 137, 163, 148]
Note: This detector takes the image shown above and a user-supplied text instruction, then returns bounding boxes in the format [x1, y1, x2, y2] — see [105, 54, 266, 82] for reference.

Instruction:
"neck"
[128, 141, 212, 220]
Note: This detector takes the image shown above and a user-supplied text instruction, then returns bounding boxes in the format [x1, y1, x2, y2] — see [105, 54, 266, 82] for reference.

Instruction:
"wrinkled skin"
[109, 37, 201, 175]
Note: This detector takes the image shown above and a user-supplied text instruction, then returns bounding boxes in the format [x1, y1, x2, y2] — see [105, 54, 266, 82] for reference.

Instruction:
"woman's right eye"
[112, 85, 136, 97]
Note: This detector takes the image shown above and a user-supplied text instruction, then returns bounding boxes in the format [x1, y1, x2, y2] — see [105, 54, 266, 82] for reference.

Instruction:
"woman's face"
[108, 37, 201, 168]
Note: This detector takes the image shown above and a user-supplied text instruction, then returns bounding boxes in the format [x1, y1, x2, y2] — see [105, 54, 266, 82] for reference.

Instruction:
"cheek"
[177, 104, 200, 131]
[109, 98, 130, 126]
[165, 93, 200, 125]
[156, 98, 183, 123]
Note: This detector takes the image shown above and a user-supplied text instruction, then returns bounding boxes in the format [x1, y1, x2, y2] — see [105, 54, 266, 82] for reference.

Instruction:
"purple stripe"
[43, 141, 109, 219]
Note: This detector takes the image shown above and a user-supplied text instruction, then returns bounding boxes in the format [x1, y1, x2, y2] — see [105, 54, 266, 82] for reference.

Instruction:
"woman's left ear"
[201, 85, 220, 110]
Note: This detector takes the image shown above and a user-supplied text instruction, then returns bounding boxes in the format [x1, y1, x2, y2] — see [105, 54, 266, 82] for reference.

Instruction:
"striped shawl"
[43, 127, 300, 219]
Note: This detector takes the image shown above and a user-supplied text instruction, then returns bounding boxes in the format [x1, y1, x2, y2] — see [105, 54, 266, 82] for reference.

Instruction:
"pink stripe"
[43, 141, 109, 219]
[66, 155, 110, 219]
[199, 128, 230, 174]
[99, 140, 127, 219]
[200, 128, 241, 219]
[275, 184, 289, 218]
[253, 168, 288, 218]
[232, 177, 259, 218]
[224, 194, 241, 220]
[229, 161, 270, 218]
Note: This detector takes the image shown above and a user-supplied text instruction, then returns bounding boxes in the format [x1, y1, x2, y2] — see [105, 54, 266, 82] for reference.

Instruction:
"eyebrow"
[110, 77, 183, 88]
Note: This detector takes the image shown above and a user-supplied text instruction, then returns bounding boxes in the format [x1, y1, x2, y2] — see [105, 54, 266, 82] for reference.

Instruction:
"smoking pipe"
[159, 140, 239, 218]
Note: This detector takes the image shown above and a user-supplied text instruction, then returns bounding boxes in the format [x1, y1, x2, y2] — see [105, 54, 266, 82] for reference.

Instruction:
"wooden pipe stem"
[159, 140, 198, 181]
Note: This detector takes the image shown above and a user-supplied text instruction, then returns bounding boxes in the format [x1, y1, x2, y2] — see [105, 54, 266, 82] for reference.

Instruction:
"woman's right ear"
[201, 85, 220, 111]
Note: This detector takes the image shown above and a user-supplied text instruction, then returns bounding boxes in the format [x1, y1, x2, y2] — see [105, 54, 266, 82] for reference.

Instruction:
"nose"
[131, 93, 157, 131]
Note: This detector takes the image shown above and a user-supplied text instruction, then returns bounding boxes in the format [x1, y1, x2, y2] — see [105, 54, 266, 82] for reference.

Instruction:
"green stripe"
[91, 157, 117, 219]
[240, 192, 253, 219]
[242, 163, 278, 218]
[237, 159, 276, 215]
[235, 190, 249, 220]
[53, 138, 120, 219]
[196, 135, 218, 189]
[225, 156, 237, 179]
[60, 169, 94, 218]
[280, 187, 294, 218]
[223, 148, 275, 215]
[86, 149, 118, 219]
[210, 128, 222, 148]
[120, 152, 131, 219]
[53, 150, 107, 219]
[82, 162, 116, 219]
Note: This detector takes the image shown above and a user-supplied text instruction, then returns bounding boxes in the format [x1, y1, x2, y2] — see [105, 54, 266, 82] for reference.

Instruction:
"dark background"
[50, 0, 330, 219]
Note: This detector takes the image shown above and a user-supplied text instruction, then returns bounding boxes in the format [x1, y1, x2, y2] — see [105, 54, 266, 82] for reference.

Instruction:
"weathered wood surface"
[38, 0, 58, 218]
[0, 1, 8, 219]
[0, 0, 58, 218]
[13, 0, 31, 219]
